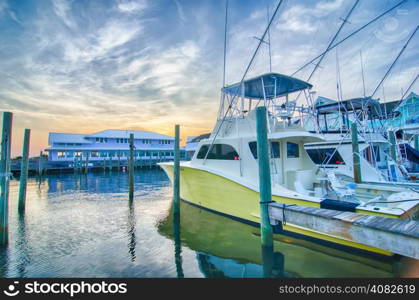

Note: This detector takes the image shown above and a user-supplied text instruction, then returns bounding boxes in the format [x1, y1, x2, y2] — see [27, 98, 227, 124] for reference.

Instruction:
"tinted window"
[306, 148, 345, 165]
[287, 142, 299, 158]
[249, 141, 280, 159]
[197, 144, 239, 160]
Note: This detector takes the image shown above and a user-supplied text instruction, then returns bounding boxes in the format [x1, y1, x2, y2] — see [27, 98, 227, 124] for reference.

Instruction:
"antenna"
[267, 4, 272, 73]
[222, 0, 228, 88]
[360, 50, 366, 98]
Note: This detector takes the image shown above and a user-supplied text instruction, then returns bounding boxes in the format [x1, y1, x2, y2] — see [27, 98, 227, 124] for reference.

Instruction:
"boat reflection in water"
[158, 200, 405, 278]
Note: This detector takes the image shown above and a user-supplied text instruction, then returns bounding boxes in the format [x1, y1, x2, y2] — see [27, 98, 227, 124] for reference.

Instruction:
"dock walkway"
[269, 203, 419, 259]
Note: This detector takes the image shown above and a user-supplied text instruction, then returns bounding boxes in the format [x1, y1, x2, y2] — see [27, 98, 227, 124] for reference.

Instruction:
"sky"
[0, 0, 418, 157]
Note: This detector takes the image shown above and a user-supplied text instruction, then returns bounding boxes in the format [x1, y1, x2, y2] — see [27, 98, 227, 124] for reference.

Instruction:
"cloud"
[173, 0, 186, 23]
[117, 0, 148, 14]
[52, 0, 76, 29]
[0, 0, 418, 157]
[277, 0, 345, 33]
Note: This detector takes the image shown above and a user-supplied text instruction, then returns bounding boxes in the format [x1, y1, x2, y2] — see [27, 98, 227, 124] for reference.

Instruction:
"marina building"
[45, 129, 176, 162]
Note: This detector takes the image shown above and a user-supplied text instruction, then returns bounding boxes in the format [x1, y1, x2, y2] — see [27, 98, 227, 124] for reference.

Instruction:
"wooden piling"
[129, 134, 135, 201]
[173, 125, 180, 214]
[0, 112, 13, 245]
[18, 129, 31, 213]
[84, 152, 89, 174]
[118, 150, 121, 171]
[351, 122, 362, 184]
[389, 130, 397, 162]
[38, 151, 43, 175]
[415, 135, 419, 151]
[255, 106, 273, 249]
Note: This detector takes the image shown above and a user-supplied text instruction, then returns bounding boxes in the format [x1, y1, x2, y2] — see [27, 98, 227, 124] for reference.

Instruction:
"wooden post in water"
[173, 125, 180, 214]
[84, 152, 89, 174]
[0, 112, 13, 245]
[415, 135, 419, 151]
[388, 130, 398, 181]
[255, 107, 273, 250]
[118, 150, 121, 171]
[129, 134, 135, 201]
[18, 129, 31, 213]
[389, 130, 397, 162]
[38, 151, 43, 176]
[351, 122, 362, 184]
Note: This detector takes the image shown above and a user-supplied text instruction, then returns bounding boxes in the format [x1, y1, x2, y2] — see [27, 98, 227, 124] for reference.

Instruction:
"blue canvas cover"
[222, 73, 312, 100]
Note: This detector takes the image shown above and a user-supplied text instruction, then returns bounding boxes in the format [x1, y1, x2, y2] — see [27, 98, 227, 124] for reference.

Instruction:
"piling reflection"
[127, 201, 136, 262]
[173, 211, 184, 278]
[16, 213, 29, 277]
[158, 201, 399, 278]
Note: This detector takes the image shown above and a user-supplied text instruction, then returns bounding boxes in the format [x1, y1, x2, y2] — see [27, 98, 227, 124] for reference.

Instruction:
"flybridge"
[221, 73, 312, 100]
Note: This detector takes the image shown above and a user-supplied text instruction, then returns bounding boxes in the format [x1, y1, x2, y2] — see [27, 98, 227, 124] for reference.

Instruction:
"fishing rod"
[203, 0, 286, 163]
[292, 0, 407, 77]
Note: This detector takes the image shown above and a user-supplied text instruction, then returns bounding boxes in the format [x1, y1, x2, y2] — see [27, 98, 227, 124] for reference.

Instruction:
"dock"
[268, 203, 419, 259]
[9, 157, 179, 175]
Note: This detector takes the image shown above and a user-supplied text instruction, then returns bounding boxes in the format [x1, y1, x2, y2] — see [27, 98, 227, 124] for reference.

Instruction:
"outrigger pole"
[305, 0, 360, 83]
[203, 0, 286, 163]
[370, 25, 418, 98]
[292, 0, 407, 77]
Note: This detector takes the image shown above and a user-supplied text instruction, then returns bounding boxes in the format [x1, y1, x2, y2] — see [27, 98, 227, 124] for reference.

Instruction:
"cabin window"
[75, 152, 82, 157]
[66, 152, 74, 158]
[306, 148, 345, 165]
[271, 142, 280, 158]
[197, 144, 239, 160]
[363, 145, 380, 163]
[91, 152, 99, 158]
[248, 141, 280, 159]
[287, 142, 299, 158]
[57, 151, 65, 158]
[96, 138, 99, 142]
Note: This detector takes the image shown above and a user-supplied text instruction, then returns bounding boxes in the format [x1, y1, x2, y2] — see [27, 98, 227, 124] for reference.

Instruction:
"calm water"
[0, 169, 417, 278]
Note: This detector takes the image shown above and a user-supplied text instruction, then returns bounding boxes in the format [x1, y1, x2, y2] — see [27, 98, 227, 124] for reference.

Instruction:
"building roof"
[48, 133, 90, 144]
[394, 92, 418, 112]
[222, 73, 312, 100]
[49, 129, 174, 145]
[87, 129, 174, 140]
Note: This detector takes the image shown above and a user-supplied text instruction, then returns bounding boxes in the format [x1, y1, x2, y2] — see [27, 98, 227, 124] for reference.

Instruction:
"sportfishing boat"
[303, 96, 419, 187]
[159, 72, 419, 255]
